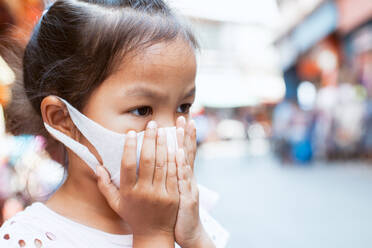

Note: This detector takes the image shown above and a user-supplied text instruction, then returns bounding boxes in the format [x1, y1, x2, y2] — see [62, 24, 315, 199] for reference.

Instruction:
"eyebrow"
[124, 85, 165, 99]
[184, 87, 196, 99]
[124, 85, 196, 99]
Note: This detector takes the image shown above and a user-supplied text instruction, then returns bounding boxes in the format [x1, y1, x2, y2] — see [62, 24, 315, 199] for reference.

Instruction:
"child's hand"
[176, 117, 197, 169]
[174, 118, 215, 248]
[96, 121, 179, 246]
[174, 148, 214, 248]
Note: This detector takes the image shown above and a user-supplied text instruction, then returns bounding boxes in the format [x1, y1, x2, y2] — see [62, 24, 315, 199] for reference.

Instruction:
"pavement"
[195, 140, 372, 248]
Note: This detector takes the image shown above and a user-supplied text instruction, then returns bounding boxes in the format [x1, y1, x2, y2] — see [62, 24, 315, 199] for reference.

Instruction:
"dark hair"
[2, 0, 198, 164]
[24, 0, 198, 115]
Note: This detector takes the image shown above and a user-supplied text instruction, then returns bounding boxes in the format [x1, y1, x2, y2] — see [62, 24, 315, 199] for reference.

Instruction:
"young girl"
[0, 0, 228, 247]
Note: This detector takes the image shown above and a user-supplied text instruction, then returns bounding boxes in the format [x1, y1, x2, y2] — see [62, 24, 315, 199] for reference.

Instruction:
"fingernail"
[147, 120, 157, 129]
[178, 116, 186, 124]
[128, 130, 136, 138]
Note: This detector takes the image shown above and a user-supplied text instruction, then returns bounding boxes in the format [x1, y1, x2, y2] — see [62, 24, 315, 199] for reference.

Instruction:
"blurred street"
[1, 1, 372, 247]
[196, 141, 372, 248]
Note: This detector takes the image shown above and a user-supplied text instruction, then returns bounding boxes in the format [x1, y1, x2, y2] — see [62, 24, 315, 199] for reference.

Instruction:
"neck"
[46, 156, 132, 235]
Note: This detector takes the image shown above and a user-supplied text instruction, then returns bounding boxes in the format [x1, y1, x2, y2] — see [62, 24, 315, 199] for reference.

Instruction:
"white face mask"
[44, 97, 178, 187]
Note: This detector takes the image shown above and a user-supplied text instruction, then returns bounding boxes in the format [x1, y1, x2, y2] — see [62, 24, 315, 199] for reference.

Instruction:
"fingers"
[175, 148, 199, 209]
[176, 117, 186, 149]
[176, 127, 185, 151]
[153, 128, 167, 189]
[176, 148, 186, 179]
[138, 121, 157, 185]
[176, 116, 187, 130]
[121, 130, 137, 189]
[97, 165, 121, 212]
[185, 119, 197, 170]
[166, 146, 178, 195]
[176, 116, 197, 170]
[176, 149, 192, 196]
[176, 149, 188, 183]
[188, 164, 199, 198]
[179, 166, 194, 198]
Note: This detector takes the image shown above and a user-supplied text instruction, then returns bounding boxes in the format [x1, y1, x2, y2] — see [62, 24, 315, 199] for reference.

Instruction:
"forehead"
[104, 39, 197, 92]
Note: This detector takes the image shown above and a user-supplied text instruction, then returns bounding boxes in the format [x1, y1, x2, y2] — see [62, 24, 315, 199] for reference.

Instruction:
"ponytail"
[0, 39, 64, 164]
[0, 40, 44, 137]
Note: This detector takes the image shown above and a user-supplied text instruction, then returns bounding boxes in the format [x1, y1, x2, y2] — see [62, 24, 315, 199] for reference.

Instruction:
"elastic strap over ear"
[44, 122, 101, 173]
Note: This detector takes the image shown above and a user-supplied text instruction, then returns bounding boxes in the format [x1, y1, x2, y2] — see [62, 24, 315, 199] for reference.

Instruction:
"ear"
[40, 96, 77, 139]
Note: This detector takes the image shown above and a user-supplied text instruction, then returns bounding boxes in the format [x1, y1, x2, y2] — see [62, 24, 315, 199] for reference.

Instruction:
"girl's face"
[81, 39, 197, 134]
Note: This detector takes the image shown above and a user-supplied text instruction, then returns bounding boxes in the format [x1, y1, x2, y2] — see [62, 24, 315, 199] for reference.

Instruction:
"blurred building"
[274, 0, 372, 162]
[171, 0, 286, 109]
[171, 0, 286, 145]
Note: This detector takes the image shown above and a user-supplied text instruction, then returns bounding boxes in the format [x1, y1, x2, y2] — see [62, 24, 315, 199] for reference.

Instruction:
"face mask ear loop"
[44, 122, 101, 173]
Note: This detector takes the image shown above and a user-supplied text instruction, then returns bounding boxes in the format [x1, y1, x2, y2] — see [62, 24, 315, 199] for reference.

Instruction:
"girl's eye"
[130, 106, 152, 117]
[177, 103, 192, 114]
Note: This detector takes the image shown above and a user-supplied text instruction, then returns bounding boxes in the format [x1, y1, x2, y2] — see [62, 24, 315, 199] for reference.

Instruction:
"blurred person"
[330, 83, 365, 159]
[0, 1, 222, 248]
[272, 100, 296, 163]
[363, 99, 372, 159]
[289, 106, 314, 163]
[357, 50, 372, 158]
[313, 85, 338, 159]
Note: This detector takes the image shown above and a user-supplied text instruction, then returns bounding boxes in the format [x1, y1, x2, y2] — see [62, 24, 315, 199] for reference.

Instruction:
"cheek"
[103, 115, 149, 133]
[87, 109, 148, 134]
[83, 92, 147, 133]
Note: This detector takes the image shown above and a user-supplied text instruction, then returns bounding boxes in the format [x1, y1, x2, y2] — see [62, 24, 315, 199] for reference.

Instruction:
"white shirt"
[0, 202, 133, 248]
[0, 185, 229, 248]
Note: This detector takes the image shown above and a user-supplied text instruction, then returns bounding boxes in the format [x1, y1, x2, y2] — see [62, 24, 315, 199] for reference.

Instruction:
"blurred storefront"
[274, 0, 372, 163]
[173, 0, 285, 146]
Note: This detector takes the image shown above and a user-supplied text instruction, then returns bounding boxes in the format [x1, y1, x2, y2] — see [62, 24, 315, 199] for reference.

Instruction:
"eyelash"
[130, 104, 192, 117]
[177, 103, 192, 114]
[130, 106, 153, 117]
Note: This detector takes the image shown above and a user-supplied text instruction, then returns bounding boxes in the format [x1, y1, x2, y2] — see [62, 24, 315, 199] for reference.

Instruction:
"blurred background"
[0, 0, 372, 247]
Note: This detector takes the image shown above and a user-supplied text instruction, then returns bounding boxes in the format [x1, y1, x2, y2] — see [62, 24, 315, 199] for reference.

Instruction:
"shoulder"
[0, 203, 59, 247]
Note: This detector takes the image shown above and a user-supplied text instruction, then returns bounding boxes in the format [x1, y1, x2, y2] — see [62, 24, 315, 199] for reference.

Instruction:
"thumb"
[97, 165, 121, 212]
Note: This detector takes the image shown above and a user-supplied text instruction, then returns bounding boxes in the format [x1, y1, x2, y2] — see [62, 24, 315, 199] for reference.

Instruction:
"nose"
[154, 114, 178, 128]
